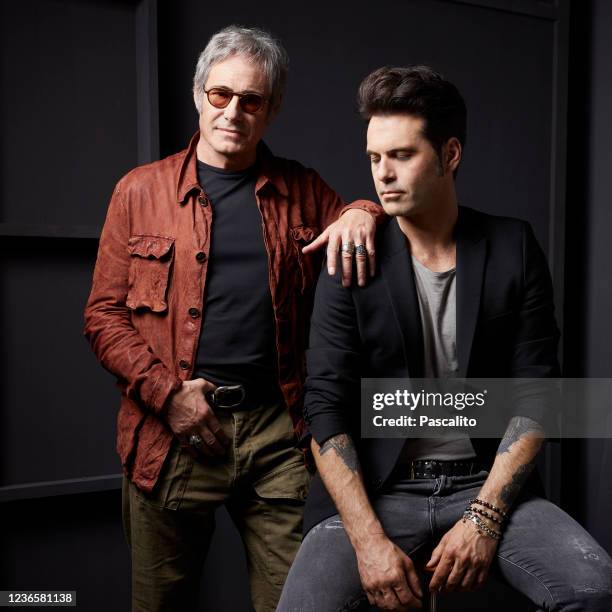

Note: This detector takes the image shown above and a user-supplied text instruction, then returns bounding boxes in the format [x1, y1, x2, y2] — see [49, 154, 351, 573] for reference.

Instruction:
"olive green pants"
[122, 401, 311, 612]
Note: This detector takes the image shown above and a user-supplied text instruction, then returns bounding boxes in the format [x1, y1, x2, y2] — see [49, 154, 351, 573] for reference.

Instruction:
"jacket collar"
[255, 141, 289, 197]
[175, 131, 289, 204]
[379, 206, 487, 378]
[455, 206, 486, 377]
[176, 132, 201, 204]
[379, 219, 425, 379]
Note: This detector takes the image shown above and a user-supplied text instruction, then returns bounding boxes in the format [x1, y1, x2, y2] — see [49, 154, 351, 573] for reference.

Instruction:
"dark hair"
[358, 65, 467, 164]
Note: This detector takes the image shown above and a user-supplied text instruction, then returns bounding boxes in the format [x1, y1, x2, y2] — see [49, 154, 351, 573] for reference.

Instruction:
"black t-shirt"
[193, 160, 278, 393]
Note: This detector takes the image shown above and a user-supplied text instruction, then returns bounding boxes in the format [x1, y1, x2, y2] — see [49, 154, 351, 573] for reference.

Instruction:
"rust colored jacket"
[84, 132, 384, 491]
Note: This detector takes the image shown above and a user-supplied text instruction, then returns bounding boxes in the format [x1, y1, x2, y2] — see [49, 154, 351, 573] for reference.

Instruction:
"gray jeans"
[277, 471, 612, 611]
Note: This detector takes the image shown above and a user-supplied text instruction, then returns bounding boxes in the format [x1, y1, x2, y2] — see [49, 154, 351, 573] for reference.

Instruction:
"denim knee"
[571, 570, 612, 612]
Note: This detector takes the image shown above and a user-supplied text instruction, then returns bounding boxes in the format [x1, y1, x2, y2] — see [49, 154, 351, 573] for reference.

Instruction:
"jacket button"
[198, 193, 209, 207]
[195, 251, 207, 262]
[188, 308, 200, 318]
[179, 360, 190, 370]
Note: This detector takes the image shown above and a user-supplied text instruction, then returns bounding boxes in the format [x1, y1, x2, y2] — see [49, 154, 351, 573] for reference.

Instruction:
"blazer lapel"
[379, 220, 424, 378]
[456, 207, 487, 378]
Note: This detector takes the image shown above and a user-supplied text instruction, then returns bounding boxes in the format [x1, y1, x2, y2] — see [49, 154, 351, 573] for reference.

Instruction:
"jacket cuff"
[148, 369, 184, 415]
[306, 415, 350, 448]
[341, 199, 386, 225]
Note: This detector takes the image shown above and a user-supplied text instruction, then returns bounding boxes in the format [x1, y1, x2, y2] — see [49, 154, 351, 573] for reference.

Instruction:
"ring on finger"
[189, 433, 203, 448]
[340, 241, 355, 255]
[354, 244, 367, 257]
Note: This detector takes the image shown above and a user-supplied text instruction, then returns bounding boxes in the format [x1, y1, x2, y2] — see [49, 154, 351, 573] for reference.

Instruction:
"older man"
[84, 25, 382, 612]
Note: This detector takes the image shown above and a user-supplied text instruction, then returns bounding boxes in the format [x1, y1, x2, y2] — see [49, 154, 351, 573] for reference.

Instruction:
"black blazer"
[302, 206, 560, 534]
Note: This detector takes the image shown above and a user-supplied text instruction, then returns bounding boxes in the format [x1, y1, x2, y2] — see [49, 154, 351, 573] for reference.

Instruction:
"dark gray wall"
[576, 0, 612, 554]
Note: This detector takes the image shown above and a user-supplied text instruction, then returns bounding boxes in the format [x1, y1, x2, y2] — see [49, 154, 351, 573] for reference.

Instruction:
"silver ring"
[189, 433, 204, 448]
[355, 244, 367, 257]
[341, 241, 355, 255]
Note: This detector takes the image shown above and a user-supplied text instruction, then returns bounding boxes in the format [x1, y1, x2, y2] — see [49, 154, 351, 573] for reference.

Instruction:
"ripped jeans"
[277, 471, 612, 611]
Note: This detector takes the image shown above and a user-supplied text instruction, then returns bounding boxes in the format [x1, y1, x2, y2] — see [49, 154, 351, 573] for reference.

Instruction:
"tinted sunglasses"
[204, 87, 267, 114]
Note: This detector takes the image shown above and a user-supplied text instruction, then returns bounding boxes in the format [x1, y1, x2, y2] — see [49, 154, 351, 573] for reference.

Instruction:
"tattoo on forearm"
[497, 416, 544, 455]
[319, 434, 360, 473]
[495, 416, 543, 509]
[500, 460, 536, 507]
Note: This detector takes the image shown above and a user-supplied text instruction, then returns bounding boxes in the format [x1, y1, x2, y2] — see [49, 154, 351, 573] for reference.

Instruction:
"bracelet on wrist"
[469, 497, 508, 520]
[467, 505, 505, 526]
[462, 510, 502, 541]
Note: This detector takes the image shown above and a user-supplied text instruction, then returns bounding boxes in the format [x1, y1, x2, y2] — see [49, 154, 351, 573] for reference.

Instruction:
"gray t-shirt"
[413, 257, 459, 379]
[398, 256, 476, 462]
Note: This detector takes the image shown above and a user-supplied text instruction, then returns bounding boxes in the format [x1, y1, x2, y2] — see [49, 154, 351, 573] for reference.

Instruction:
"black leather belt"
[406, 459, 481, 479]
[206, 384, 282, 410]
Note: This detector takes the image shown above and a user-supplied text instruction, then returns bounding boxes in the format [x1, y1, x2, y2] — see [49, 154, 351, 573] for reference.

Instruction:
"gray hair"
[193, 25, 289, 115]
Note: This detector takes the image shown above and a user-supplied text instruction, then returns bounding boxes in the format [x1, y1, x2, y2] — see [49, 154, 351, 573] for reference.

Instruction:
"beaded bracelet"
[468, 505, 505, 526]
[469, 498, 508, 520]
[462, 510, 502, 540]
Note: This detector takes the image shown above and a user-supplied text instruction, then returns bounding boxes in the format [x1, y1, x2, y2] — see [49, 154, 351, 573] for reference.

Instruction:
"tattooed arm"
[476, 415, 545, 511]
[312, 434, 423, 609]
[426, 416, 546, 594]
[312, 434, 379, 545]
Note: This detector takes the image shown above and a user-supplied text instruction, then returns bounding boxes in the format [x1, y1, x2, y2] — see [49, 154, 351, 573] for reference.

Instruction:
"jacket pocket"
[126, 234, 175, 312]
[290, 225, 319, 294]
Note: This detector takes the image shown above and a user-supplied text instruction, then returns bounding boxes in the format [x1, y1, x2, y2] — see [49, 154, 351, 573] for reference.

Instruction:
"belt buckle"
[210, 384, 246, 409]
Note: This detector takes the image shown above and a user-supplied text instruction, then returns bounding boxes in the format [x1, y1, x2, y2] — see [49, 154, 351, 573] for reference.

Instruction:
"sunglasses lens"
[207, 89, 232, 108]
[240, 94, 264, 113]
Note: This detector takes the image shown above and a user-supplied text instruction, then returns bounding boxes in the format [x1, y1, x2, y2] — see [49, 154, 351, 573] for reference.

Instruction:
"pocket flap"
[126, 235, 175, 312]
[253, 459, 311, 501]
[128, 235, 174, 260]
